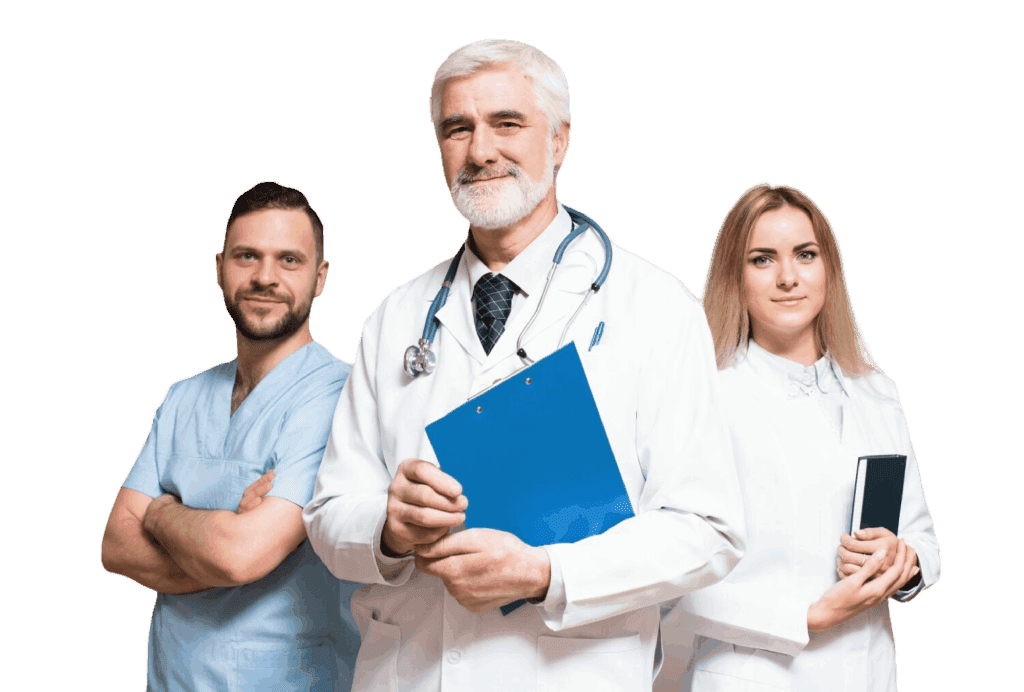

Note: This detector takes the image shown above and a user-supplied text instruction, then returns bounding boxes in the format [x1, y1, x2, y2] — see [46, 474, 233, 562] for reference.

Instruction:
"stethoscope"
[404, 206, 613, 378]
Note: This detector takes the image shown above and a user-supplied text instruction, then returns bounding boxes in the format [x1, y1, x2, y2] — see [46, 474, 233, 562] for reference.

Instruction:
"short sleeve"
[267, 362, 350, 507]
[123, 399, 169, 499]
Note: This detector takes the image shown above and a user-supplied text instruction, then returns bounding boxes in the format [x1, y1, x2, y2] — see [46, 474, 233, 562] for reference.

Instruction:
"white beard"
[450, 141, 555, 230]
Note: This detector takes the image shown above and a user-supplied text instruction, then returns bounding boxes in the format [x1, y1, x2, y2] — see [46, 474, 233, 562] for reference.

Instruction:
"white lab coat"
[661, 343, 939, 692]
[304, 206, 745, 691]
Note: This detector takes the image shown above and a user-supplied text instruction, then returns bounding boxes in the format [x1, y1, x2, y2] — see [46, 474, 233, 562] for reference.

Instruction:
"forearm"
[102, 516, 210, 594]
[541, 508, 742, 631]
[305, 490, 415, 586]
[143, 496, 251, 586]
[670, 577, 809, 657]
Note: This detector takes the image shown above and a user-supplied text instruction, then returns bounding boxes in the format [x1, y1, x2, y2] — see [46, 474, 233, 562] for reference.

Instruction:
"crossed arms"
[102, 471, 306, 593]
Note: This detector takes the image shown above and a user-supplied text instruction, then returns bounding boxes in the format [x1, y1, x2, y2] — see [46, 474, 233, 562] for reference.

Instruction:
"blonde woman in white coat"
[664, 185, 939, 691]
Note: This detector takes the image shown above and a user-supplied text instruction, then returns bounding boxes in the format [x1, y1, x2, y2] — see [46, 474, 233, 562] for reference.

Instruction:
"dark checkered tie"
[473, 273, 516, 355]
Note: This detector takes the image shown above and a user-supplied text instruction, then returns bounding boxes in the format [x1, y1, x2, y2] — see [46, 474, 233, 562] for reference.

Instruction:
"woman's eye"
[797, 250, 818, 261]
[750, 255, 771, 266]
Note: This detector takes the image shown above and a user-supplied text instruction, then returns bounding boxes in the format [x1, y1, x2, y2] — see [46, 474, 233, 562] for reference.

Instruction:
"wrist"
[528, 546, 551, 601]
[143, 494, 178, 535]
[807, 601, 831, 633]
[380, 525, 411, 558]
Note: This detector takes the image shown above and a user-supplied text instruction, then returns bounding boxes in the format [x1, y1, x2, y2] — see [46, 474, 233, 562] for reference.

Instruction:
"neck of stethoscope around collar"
[408, 206, 613, 376]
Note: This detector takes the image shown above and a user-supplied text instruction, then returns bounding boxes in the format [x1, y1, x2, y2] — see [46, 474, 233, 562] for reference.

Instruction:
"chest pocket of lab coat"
[536, 633, 644, 691]
[161, 455, 265, 511]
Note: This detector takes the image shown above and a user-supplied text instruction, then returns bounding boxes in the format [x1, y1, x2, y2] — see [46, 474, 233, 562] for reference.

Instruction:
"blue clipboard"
[425, 343, 634, 549]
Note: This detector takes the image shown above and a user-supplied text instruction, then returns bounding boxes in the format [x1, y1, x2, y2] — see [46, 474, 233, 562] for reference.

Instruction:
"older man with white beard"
[303, 40, 745, 691]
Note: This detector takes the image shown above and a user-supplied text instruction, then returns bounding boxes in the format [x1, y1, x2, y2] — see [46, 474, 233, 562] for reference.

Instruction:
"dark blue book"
[849, 454, 907, 534]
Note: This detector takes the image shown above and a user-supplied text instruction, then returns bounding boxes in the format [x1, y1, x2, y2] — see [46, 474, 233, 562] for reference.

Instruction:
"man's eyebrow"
[440, 115, 469, 130]
[489, 109, 526, 121]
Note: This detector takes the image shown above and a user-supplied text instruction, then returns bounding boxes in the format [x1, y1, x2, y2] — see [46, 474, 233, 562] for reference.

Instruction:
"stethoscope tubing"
[406, 207, 612, 377]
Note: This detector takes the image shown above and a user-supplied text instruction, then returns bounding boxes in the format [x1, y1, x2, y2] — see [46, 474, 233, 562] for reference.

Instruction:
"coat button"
[447, 649, 462, 664]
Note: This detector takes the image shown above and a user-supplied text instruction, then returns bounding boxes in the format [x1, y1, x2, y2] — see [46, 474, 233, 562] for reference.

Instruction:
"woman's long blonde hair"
[703, 185, 875, 375]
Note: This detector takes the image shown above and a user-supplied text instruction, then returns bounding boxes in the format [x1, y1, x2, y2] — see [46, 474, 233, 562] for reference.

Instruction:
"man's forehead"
[225, 208, 315, 249]
[439, 64, 539, 116]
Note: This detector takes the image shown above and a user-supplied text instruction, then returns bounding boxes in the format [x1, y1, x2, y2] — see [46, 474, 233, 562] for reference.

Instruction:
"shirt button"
[447, 649, 461, 664]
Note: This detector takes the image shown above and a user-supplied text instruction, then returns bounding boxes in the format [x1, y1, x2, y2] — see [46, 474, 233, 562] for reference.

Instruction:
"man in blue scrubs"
[102, 182, 359, 691]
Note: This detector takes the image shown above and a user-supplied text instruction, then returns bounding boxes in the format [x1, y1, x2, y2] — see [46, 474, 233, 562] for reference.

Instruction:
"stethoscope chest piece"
[404, 338, 436, 378]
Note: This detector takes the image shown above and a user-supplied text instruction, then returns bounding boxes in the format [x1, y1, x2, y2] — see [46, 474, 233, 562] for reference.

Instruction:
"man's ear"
[314, 260, 329, 298]
[216, 253, 224, 289]
[552, 122, 570, 169]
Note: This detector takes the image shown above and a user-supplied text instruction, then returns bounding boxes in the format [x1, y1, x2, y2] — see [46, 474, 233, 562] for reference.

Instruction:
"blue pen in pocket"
[589, 321, 605, 351]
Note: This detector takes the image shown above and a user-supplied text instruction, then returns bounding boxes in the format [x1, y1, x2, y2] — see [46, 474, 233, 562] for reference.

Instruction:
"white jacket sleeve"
[889, 385, 940, 602]
[303, 309, 415, 586]
[540, 299, 746, 631]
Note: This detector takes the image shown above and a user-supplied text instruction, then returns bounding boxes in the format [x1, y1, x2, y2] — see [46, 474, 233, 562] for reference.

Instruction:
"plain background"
[4, 2, 1019, 688]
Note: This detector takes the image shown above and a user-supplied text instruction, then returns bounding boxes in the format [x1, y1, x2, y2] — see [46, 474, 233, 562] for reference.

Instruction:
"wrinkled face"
[437, 65, 566, 229]
[743, 206, 827, 347]
[217, 208, 325, 341]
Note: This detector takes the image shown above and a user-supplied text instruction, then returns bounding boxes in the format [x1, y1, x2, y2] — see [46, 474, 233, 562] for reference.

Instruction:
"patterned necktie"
[473, 273, 516, 355]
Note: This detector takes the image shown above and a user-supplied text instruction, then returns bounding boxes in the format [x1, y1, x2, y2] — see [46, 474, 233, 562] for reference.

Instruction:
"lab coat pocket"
[235, 643, 336, 692]
[351, 614, 401, 692]
[536, 633, 644, 692]
[692, 643, 791, 691]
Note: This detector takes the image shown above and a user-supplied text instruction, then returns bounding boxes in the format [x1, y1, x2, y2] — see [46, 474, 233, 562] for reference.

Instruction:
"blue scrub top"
[124, 342, 360, 692]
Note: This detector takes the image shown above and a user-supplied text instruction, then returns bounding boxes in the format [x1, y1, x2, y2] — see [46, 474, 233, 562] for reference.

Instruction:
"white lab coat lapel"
[432, 251, 486, 366]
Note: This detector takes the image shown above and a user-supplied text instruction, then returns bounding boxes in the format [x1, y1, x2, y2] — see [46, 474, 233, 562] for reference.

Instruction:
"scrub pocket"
[162, 455, 265, 510]
[536, 633, 644, 692]
[351, 614, 401, 692]
[234, 643, 336, 692]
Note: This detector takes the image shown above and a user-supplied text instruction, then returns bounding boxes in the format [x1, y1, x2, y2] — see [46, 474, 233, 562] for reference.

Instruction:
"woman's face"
[743, 206, 826, 352]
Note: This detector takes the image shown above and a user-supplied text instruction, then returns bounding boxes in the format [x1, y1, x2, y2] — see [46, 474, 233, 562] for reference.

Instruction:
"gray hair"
[430, 39, 570, 137]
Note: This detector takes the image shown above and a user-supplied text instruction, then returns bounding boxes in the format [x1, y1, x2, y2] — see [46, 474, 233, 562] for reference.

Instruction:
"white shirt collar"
[744, 339, 850, 397]
[464, 204, 573, 297]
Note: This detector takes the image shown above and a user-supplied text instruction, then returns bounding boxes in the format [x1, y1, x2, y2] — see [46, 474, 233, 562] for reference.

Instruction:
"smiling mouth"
[772, 297, 805, 305]
[242, 296, 285, 305]
[467, 174, 510, 184]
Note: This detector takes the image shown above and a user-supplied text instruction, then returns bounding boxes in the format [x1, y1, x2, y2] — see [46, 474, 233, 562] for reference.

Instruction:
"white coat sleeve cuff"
[535, 546, 566, 614]
[892, 578, 925, 602]
[891, 535, 937, 603]
[372, 510, 415, 581]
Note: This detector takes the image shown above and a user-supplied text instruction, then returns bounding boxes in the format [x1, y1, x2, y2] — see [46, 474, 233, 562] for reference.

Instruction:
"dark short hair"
[225, 182, 324, 263]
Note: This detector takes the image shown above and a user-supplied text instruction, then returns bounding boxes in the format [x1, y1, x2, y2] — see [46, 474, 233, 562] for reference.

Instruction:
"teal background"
[4, 2, 1014, 688]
